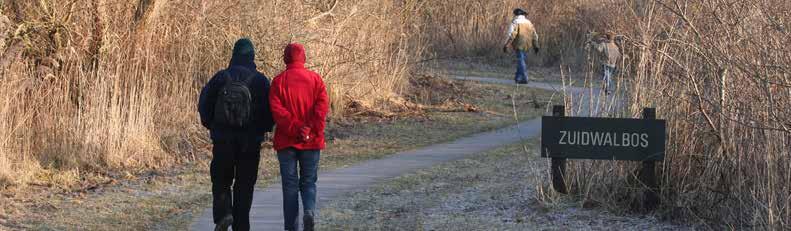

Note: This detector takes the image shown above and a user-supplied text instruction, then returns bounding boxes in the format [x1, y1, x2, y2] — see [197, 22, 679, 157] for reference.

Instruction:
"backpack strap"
[221, 70, 233, 84]
[226, 67, 256, 85]
[240, 71, 255, 85]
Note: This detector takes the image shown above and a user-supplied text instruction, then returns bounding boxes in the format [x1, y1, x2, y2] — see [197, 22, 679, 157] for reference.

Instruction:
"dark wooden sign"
[540, 105, 666, 210]
[541, 116, 665, 161]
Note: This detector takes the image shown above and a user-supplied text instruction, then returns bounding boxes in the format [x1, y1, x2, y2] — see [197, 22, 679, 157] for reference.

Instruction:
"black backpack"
[213, 70, 253, 129]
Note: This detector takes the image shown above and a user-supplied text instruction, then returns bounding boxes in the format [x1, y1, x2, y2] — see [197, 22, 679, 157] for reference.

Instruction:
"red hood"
[283, 43, 306, 67]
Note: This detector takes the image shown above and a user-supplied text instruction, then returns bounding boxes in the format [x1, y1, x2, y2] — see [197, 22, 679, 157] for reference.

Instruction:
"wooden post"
[639, 108, 659, 210]
[551, 105, 567, 194]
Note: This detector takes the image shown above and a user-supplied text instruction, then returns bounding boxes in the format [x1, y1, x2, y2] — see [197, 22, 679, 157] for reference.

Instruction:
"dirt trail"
[318, 142, 688, 230]
[190, 79, 582, 230]
[314, 76, 687, 230]
[190, 75, 638, 230]
[191, 114, 545, 230]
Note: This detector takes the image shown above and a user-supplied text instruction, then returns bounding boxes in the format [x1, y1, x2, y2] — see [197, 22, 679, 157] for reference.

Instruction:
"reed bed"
[0, 0, 788, 229]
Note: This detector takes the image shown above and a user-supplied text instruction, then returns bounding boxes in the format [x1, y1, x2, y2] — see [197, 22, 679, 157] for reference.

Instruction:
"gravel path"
[317, 143, 688, 230]
[190, 79, 582, 230]
[190, 76, 622, 230]
[314, 76, 687, 230]
[190, 120, 543, 230]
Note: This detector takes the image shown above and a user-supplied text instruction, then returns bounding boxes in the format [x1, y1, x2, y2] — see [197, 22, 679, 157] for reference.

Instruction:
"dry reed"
[531, 0, 788, 229]
[414, 0, 791, 229]
[0, 0, 424, 188]
[0, 0, 788, 229]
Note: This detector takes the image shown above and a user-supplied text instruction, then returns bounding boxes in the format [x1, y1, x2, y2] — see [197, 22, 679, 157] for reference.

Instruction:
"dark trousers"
[211, 137, 261, 231]
[277, 148, 320, 230]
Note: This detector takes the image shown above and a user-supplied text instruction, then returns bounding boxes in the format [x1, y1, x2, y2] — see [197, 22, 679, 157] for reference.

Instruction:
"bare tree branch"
[306, 0, 338, 23]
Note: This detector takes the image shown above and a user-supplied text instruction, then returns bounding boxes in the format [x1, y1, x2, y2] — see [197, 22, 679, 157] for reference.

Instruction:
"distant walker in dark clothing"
[198, 38, 274, 231]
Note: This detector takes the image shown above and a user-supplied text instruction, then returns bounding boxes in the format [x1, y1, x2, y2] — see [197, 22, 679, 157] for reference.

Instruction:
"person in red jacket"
[269, 43, 329, 231]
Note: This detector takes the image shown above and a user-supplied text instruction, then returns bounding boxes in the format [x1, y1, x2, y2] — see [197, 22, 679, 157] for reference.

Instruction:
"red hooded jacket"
[269, 43, 330, 151]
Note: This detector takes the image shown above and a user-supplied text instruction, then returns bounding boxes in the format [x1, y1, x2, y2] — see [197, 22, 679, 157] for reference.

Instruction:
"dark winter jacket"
[198, 39, 274, 142]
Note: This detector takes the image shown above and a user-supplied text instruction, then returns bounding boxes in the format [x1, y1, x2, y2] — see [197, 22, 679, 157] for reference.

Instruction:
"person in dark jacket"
[270, 43, 330, 231]
[198, 38, 274, 231]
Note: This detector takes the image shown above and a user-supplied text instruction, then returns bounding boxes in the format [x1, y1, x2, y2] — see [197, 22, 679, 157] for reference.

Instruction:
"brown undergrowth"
[412, 0, 790, 229]
[1, 75, 555, 230]
[0, 0, 427, 189]
[2, 0, 787, 229]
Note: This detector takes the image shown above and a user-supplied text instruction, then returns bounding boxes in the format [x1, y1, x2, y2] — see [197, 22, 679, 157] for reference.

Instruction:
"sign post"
[638, 108, 659, 210]
[541, 106, 666, 209]
[551, 105, 567, 194]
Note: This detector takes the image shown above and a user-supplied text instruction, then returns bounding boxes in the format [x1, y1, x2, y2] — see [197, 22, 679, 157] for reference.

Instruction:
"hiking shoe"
[303, 210, 316, 231]
[214, 215, 233, 231]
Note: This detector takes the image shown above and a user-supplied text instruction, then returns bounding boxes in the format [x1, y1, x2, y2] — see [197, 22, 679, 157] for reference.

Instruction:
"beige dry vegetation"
[0, 0, 427, 189]
[566, 1, 788, 229]
[0, 0, 789, 229]
[496, 0, 789, 229]
[14, 80, 554, 230]
[402, 0, 791, 229]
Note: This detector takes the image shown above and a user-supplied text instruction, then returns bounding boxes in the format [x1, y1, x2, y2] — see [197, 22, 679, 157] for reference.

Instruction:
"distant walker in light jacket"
[592, 32, 621, 95]
[503, 8, 540, 84]
[269, 43, 330, 231]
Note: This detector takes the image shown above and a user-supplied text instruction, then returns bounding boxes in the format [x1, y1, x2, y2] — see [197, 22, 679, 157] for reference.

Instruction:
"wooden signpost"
[541, 105, 666, 209]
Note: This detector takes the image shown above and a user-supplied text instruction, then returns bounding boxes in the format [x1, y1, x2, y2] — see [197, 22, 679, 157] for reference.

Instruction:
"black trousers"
[211, 137, 261, 231]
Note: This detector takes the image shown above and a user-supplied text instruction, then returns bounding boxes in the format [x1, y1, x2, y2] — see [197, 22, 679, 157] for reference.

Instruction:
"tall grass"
[0, 0, 424, 188]
[618, 1, 790, 228]
[1, 0, 788, 229]
[532, 0, 788, 229]
[411, 0, 789, 229]
[414, 0, 602, 67]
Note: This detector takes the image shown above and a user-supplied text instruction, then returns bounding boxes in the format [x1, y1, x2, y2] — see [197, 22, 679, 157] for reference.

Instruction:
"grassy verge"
[425, 59, 600, 88]
[6, 78, 557, 230]
[318, 140, 687, 231]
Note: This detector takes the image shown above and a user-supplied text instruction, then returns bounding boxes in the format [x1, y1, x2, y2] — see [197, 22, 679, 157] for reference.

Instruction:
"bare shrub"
[544, 1, 790, 229]
[414, 0, 790, 229]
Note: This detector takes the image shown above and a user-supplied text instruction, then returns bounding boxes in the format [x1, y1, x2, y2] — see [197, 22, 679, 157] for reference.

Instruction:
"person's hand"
[298, 126, 313, 143]
[533, 47, 540, 54]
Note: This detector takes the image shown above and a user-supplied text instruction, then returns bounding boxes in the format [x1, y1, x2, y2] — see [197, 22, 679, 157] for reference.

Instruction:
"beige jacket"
[594, 41, 620, 67]
[505, 15, 539, 51]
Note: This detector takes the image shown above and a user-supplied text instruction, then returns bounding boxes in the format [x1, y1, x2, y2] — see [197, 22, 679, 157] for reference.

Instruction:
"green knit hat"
[232, 38, 255, 56]
[229, 38, 256, 67]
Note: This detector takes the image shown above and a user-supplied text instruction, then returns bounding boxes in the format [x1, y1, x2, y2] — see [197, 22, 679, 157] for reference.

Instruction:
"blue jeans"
[602, 65, 616, 92]
[277, 148, 320, 230]
[515, 50, 529, 83]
